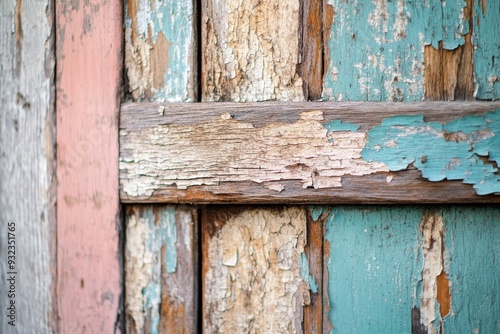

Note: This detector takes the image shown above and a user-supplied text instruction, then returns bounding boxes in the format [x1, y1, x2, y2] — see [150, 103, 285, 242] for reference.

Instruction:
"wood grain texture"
[201, 0, 304, 102]
[424, 0, 475, 101]
[56, 0, 123, 332]
[120, 101, 500, 204]
[202, 206, 310, 333]
[0, 0, 56, 332]
[124, 0, 197, 102]
[125, 206, 198, 334]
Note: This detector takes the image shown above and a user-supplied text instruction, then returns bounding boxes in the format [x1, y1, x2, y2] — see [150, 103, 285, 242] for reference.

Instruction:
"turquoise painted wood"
[323, 0, 498, 101]
[442, 206, 500, 333]
[317, 206, 500, 333]
[322, 206, 423, 333]
[473, 0, 500, 100]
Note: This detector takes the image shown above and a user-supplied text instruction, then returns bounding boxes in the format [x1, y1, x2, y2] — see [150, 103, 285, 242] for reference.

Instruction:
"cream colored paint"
[204, 207, 310, 333]
[120, 110, 388, 197]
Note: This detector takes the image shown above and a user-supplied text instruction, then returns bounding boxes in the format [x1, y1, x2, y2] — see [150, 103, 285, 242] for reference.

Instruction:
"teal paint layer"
[323, 0, 468, 101]
[138, 206, 179, 334]
[441, 206, 500, 333]
[300, 253, 318, 294]
[309, 206, 328, 221]
[324, 206, 423, 333]
[125, 0, 194, 101]
[472, 1, 500, 100]
[361, 110, 500, 195]
[323, 120, 360, 134]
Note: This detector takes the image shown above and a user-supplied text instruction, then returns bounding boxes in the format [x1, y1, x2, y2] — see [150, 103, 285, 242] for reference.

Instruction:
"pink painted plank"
[56, 1, 122, 332]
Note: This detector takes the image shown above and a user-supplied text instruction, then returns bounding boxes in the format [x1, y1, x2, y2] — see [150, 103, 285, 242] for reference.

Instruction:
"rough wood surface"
[202, 207, 311, 333]
[120, 101, 500, 203]
[124, 0, 197, 102]
[0, 0, 56, 332]
[56, 0, 123, 332]
[125, 206, 198, 334]
[423, 0, 474, 101]
[201, 0, 304, 102]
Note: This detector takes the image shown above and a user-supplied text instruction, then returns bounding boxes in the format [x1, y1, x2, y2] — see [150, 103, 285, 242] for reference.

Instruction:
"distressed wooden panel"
[124, 0, 197, 102]
[202, 207, 314, 333]
[125, 206, 198, 334]
[124, 1, 200, 332]
[472, 0, 500, 99]
[201, 0, 304, 102]
[321, 206, 500, 333]
[322, 0, 471, 101]
[0, 0, 56, 332]
[120, 102, 500, 203]
[56, 0, 123, 332]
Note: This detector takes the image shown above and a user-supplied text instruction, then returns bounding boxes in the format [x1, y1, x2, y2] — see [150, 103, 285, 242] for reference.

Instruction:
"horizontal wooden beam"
[120, 102, 500, 204]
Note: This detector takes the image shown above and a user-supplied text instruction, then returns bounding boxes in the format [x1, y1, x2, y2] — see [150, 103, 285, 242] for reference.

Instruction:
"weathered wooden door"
[120, 1, 500, 333]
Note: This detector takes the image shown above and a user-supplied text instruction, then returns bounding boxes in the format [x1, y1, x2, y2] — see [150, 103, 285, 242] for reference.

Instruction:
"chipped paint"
[323, 0, 469, 101]
[472, 0, 500, 99]
[324, 206, 423, 333]
[203, 207, 309, 333]
[202, 0, 304, 102]
[362, 110, 500, 195]
[125, 0, 195, 101]
[417, 212, 446, 334]
[300, 253, 318, 294]
[125, 206, 179, 334]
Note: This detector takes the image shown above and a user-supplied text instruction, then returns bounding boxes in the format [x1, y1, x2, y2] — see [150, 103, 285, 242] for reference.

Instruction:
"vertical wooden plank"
[442, 206, 500, 333]
[124, 0, 197, 101]
[125, 206, 198, 334]
[0, 0, 56, 332]
[201, 1, 321, 331]
[202, 207, 311, 333]
[472, 0, 500, 100]
[201, 0, 304, 102]
[123, 1, 199, 332]
[56, 0, 122, 332]
[324, 206, 424, 333]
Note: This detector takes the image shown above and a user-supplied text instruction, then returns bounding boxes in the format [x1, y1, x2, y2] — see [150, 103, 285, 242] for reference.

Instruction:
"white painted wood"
[0, 0, 56, 332]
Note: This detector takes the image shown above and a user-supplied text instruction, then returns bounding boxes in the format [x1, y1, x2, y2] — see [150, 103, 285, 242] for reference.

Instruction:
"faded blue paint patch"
[124, 0, 194, 101]
[148, 206, 178, 274]
[473, 1, 500, 100]
[361, 110, 500, 195]
[324, 206, 423, 333]
[300, 253, 318, 294]
[323, 0, 468, 101]
[143, 282, 161, 334]
[441, 206, 500, 333]
[323, 120, 360, 134]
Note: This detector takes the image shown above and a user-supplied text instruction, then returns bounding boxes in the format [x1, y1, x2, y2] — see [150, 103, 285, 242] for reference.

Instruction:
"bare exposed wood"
[201, 0, 304, 102]
[120, 101, 500, 204]
[303, 208, 328, 333]
[298, 0, 324, 100]
[0, 0, 56, 332]
[202, 206, 310, 333]
[125, 205, 198, 334]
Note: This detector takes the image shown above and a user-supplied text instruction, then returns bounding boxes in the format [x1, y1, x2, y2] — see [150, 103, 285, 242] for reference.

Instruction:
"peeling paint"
[300, 253, 318, 294]
[125, 207, 178, 334]
[203, 207, 309, 333]
[121, 110, 387, 197]
[323, 0, 469, 101]
[362, 110, 500, 195]
[472, 0, 500, 99]
[125, 0, 195, 101]
[202, 0, 304, 102]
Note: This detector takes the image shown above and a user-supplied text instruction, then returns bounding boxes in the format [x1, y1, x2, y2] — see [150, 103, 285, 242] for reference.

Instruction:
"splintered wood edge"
[120, 101, 500, 204]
